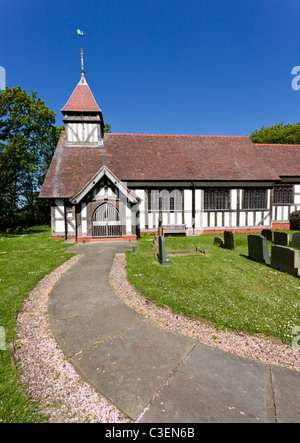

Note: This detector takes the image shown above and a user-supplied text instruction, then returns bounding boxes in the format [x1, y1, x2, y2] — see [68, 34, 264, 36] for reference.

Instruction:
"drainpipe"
[64, 200, 68, 240]
[191, 182, 195, 235]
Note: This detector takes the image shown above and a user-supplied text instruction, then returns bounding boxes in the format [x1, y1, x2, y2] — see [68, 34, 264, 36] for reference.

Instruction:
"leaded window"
[148, 190, 182, 212]
[273, 185, 293, 204]
[243, 189, 267, 210]
[204, 190, 230, 210]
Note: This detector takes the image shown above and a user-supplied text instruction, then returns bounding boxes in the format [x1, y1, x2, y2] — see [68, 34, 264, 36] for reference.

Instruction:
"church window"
[243, 189, 267, 210]
[148, 190, 182, 212]
[273, 185, 293, 204]
[204, 190, 230, 210]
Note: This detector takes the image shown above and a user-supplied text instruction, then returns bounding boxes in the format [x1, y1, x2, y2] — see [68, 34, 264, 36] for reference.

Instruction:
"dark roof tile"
[61, 78, 101, 113]
[40, 133, 282, 199]
[254, 143, 300, 177]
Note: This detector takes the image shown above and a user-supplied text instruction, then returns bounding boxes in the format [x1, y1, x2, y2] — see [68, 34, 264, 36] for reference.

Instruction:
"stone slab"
[71, 320, 195, 420]
[292, 232, 300, 249]
[50, 303, 145, 358]
[48, 287, 122, 319]
[270, 365, 300, 423]
[51, 269, 113, 297]
[248, 234, 270, 263]
[214, 236, 224, 246]
[271, 245, 300, 277]
[224, 231, 234, 249]
[261, 229, 274, 241]
[141, 343, 276, 423]
[273, 231, 289, 246]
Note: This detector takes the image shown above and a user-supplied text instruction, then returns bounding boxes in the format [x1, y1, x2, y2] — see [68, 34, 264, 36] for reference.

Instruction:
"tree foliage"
[0, 86, 60, 228]
[103, 122, 112, 133]
[290, 211, 300, 231]
[250, 122, 300, 144]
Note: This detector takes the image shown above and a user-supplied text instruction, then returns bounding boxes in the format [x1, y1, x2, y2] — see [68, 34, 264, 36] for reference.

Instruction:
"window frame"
[273, 185, 293, 205]
[204, 189, 231, 211]
[242, 189, 267, 210]
[148, 189, 183, 213]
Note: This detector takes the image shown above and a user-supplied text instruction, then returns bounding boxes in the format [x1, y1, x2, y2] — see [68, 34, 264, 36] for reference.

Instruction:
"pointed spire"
[61, 30, 103, 115]
[61, 79, 101, 113]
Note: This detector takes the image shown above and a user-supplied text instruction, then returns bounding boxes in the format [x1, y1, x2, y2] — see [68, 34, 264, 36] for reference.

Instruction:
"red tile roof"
[61, 78, 101, 113]
[40, 132, 282, 199]
[254, 144, 300, 177]
[104, 133, 280, 182]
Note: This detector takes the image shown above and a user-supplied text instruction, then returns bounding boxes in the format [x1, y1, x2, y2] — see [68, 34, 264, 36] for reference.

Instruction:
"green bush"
[290, 210, 300, 230]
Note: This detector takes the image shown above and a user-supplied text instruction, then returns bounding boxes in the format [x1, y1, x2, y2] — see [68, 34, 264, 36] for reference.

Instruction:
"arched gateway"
[92, 203, 122, 238]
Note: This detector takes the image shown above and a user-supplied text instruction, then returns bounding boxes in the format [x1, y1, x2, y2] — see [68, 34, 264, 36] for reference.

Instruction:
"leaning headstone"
[158, 236, 172, 266]
[214, 236, 224, 246]
[273, 231, 289, 246]
[292, 232, 300, 249]
[261, 229, 273, 242]
[224, 231, 234, 249]
[271, 245, 300, 277]
[248, 235, 270, 264]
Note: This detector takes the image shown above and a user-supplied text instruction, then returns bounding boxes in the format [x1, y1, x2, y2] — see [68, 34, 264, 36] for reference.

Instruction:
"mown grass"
[0, 226, 74, 423]
[126, 233, 300, 344]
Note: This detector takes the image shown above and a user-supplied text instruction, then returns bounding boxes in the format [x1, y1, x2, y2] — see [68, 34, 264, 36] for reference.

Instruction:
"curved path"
[48, 242, 300, 423]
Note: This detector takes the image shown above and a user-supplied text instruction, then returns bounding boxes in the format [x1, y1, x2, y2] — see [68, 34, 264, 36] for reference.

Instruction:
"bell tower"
[61, 32, 104, 147]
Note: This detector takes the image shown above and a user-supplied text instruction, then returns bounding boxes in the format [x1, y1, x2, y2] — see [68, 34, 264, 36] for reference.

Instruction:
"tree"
[0, 87, 60, 228]
[250, 122, 300, 144]
[103, 123, 112, 133]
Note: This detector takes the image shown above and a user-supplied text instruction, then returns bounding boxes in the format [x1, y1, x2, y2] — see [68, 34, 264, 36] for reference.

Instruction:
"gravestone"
[292, 232, 300, 249]
[271, 245, 300, 277]
[224, 231, 234, 249]
[261, 229, 273, 242]
[158, 236, 172, 266]
[214, 236, 224, 246]
[273, 231, 289, 246]
[248, 235, 270, 264]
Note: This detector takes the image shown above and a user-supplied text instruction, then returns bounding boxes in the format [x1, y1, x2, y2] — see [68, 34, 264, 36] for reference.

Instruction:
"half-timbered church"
[40, 51, 300, 241]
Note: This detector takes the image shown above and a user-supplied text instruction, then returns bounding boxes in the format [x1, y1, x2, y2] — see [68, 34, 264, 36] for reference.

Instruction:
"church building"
[40, 52, 300, 241]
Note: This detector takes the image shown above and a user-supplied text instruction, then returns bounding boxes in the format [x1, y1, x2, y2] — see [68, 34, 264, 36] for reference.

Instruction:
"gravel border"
[14, 251, 299, 423]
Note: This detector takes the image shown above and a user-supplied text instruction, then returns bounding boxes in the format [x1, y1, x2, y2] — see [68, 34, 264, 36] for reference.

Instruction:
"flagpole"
[77, 29, 85, 80]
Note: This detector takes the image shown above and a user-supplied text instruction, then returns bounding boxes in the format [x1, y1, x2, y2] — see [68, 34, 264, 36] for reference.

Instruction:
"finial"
[77, 29, 85, 81]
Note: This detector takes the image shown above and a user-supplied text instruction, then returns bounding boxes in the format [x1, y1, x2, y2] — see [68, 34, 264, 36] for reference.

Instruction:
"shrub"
[290, 210, 300, 230]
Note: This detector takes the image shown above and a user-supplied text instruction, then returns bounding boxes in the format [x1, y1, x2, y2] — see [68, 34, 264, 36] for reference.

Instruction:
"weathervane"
[77, 29, 85, 80]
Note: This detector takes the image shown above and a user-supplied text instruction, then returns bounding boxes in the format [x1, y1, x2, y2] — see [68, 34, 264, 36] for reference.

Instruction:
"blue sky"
[2, 0, 300, 135]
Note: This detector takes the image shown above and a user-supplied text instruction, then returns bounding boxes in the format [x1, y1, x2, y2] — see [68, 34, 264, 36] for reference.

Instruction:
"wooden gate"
[92, 203, 122, 237]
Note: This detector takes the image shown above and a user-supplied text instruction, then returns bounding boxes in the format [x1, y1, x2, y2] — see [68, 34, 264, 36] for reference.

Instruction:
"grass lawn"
[126, 233, 300, 345]
[0, 226, 74, 423]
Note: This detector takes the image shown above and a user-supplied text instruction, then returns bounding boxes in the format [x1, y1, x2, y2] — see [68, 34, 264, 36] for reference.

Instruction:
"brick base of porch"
[51, 235, 137, 242]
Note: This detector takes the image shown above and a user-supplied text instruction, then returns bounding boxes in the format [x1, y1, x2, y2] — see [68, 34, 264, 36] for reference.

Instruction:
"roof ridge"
[106, 133, 249, 138]
[255, 143, 300, 147]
